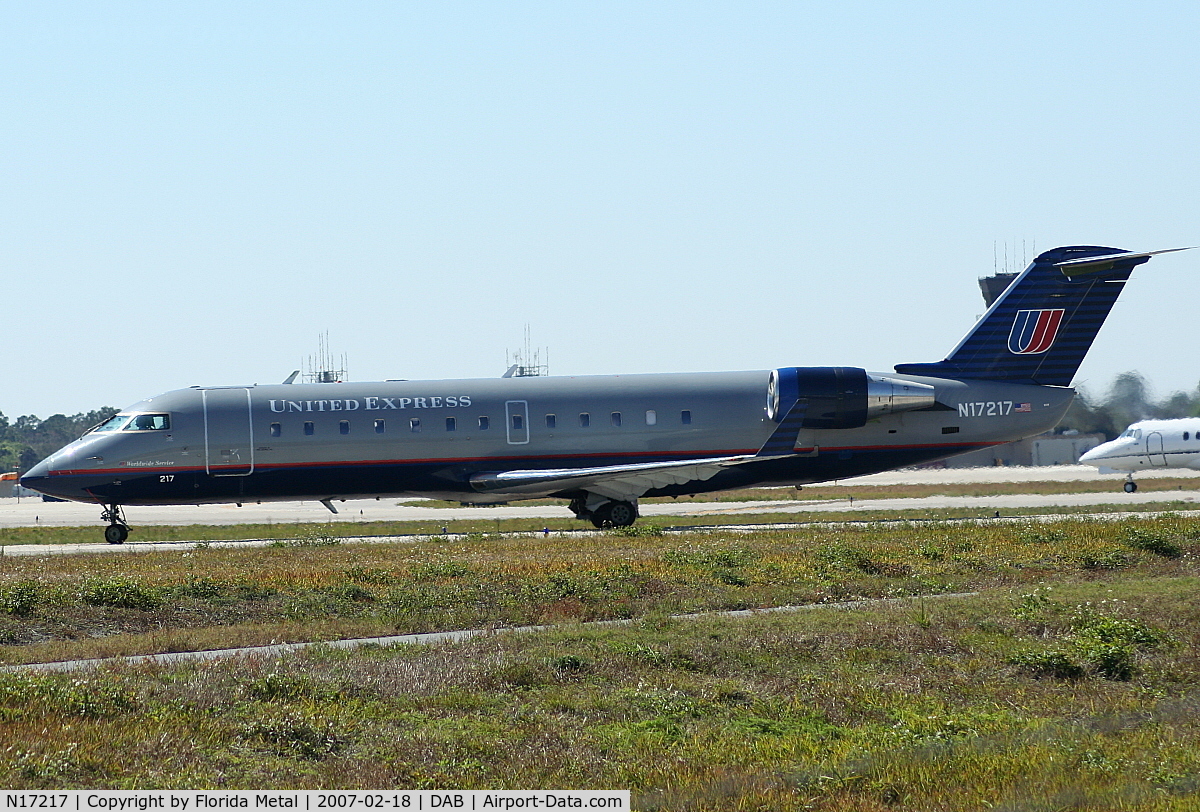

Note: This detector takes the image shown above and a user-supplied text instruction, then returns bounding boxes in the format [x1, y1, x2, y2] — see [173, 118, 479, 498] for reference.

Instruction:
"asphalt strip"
[3, 591, 979, 674]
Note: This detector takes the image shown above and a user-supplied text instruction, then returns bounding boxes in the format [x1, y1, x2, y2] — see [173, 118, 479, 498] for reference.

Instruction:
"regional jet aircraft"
[1080, 417, 1200, 491]
[21, 245, 1190, 542]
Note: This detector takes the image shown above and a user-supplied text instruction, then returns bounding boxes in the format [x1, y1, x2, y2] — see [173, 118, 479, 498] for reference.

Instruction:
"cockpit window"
[124, 414, 171, 431]
[93, 415, 131, 432]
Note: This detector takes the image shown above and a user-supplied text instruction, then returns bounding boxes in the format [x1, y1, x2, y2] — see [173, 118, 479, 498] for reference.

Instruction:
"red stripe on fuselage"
[48, 441, 998, 478]
[49, 448, 759, 478]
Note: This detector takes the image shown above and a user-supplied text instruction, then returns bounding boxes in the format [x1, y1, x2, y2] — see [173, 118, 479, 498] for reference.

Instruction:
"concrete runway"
[3, 466, 1199, 535]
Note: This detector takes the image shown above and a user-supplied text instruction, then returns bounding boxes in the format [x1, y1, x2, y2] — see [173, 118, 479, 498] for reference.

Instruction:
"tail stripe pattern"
[895, 246, 1150, 386]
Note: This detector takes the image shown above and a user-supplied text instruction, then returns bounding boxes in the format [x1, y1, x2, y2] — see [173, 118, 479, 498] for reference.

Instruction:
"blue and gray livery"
[20, 245, 1188, 542]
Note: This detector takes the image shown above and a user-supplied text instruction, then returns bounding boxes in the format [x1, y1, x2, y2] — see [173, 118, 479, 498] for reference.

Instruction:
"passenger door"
[1146, 431, 1167, 467]
[202, 387, 255, 476]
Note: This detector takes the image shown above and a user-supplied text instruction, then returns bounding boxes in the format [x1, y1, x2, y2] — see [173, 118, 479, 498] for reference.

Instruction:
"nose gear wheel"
[100, 505, 130, 544]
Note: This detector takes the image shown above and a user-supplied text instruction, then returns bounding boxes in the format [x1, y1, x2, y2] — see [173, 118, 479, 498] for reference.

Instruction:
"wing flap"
[469, 455, 756, 502]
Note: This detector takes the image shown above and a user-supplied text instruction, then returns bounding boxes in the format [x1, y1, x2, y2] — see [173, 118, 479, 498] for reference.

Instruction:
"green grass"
[1, 514, 1199, 805]
[3, 513, 1200, 665]
[4, 496, 1200, 549]
[0, 576, 1198, 807]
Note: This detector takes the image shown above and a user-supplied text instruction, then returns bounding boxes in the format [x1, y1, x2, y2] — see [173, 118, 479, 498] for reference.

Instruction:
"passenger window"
[546, 414, 556, 429]
[645, 410, 657, 426]
[446, 417, 456, 432]
[1186, 432, 1191, 441]
[579, 413, 590, 428]
[611, 412, 622, 427]
[512, 414, 523, 430]
[374, 419, 385, 434]
[304, 422, 314, 436]
[479, 416, 490, 430]
[410, 418, 421, 432]
[339, 420, 350, 435]
[269, 423, 281, 438]
[681, 410, 692, 425]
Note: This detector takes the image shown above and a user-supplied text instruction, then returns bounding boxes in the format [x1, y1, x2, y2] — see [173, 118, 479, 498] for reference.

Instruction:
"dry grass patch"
[0, 576, 1197, 808]
[3, 514, 1200, 666]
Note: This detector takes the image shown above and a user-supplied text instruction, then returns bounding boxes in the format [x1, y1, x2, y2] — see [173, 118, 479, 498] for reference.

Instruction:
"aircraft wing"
[468, 392, 816, 501]
[468, 455, 759, 502]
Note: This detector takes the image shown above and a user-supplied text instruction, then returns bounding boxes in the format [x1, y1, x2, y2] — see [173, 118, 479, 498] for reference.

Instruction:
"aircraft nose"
[18, 455, 86, 501]
[18, 458, 53, 493]
[19, 457, 51, 482]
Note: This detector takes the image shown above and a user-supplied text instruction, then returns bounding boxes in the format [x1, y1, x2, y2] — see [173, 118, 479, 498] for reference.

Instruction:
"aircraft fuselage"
[1081, 418, 1200, 474]
[22, 370, 1072, 507]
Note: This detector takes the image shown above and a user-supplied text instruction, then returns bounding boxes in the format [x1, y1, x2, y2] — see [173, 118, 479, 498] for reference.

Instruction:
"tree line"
[2, 372, 1199, 474]
[1, 407, 117, 474]
[1059, 372, 1200, 438]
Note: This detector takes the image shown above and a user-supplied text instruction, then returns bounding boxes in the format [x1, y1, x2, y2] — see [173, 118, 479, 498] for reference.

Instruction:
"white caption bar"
[1, 792, 629, 812]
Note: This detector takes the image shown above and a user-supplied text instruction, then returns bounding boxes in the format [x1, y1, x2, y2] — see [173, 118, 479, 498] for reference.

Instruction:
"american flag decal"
[1008, 309, 1065, 355]
[1015, 402, 1032, 412]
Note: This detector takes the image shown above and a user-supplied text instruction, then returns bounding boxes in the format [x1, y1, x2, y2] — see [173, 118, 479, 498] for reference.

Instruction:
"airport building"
[938, 431, 1104, 468]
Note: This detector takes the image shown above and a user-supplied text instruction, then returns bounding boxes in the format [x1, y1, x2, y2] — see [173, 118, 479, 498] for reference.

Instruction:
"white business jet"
[1079, 417, 1200, 491]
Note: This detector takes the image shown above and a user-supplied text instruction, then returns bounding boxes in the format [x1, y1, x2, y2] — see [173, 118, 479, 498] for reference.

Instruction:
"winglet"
[756, 398, 808, 457]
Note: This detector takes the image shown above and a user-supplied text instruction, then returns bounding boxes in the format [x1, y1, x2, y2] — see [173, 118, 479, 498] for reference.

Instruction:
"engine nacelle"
[768, 367, 937, 429]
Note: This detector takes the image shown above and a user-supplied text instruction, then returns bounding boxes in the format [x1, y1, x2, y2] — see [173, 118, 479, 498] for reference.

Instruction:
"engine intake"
[768, 367, 937, 429]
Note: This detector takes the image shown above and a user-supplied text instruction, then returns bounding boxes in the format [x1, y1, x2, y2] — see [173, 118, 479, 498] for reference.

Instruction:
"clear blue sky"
[3, 1, 1197, 418]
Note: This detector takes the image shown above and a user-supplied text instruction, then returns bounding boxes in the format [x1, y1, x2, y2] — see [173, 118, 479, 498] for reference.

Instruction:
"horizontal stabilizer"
[1052, 247, 1193, 271]
[895, 245, 1191, 386]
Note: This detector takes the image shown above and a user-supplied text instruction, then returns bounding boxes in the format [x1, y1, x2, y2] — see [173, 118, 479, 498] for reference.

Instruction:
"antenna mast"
[505, 325, 549, 377]
[303, 331, 348, 384]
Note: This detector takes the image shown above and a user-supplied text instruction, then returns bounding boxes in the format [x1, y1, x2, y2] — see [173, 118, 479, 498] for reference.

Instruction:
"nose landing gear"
[100, 505, 130, 544]
[1123, 475, 1138, 493]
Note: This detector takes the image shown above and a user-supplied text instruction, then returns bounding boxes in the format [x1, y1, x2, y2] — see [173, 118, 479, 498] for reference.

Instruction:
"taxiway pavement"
[2, 466, 1198, 533]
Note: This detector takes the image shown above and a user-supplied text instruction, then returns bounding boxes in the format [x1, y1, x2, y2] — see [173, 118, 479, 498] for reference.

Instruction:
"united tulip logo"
[1008, 309, 1064, 355]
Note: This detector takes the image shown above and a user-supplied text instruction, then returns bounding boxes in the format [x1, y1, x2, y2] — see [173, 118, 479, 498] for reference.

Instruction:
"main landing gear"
[569, 496, 639, 529]
[101, 504, 130, 544]
[1124, 475, 1138, 494]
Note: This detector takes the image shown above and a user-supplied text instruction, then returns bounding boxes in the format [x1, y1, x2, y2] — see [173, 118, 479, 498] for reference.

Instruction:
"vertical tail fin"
[894, 246, 1184, 386]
